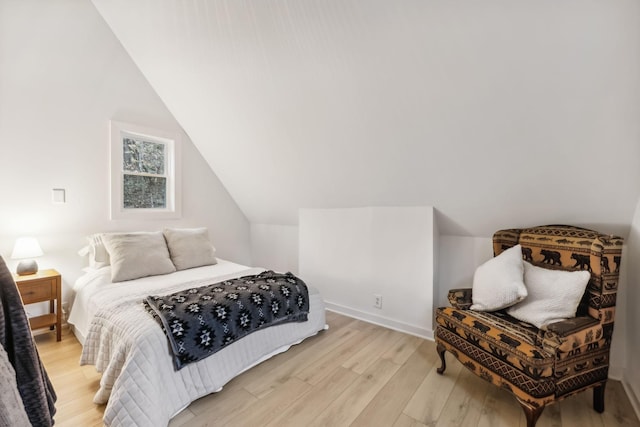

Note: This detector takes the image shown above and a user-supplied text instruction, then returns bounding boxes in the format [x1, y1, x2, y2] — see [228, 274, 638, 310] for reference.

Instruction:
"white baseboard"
[324, 301, 434, 341]
[622, 378, 640, 423]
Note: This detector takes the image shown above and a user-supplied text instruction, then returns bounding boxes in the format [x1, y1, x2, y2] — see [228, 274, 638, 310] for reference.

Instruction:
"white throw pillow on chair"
[507, 261, 590, 329]
[470, 244, 527, 311]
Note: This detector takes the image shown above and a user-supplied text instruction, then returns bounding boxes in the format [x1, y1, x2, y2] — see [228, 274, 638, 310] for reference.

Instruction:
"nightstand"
[13, 269, 62, 341]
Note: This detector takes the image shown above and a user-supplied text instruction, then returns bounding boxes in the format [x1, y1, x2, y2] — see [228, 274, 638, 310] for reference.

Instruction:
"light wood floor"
[35, 311, 640, 427]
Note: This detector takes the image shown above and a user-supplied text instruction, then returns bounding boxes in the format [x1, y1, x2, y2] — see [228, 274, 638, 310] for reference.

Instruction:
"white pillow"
[87, 234, 110, 269]
[507, 262, 590, 329]
[470, 244, 527, 311]
[163, 227, 217, 271]
[102, 231, 176, 282]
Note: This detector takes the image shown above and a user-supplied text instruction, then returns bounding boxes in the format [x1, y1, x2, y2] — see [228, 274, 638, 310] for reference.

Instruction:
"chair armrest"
[447, 288, 473, 310]
[542, 316, 602, 354]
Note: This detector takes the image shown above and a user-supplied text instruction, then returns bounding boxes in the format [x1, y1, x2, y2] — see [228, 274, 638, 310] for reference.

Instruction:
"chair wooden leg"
[518, 400, 545, 427]
[436, 342, 447, 374]
[594, 383, 605, 413]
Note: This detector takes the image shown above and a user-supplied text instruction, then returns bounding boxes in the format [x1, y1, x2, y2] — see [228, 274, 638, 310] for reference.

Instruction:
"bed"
[69, 249, 326, 427]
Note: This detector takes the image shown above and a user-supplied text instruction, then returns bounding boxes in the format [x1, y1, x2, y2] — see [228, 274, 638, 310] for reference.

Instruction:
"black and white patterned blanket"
[144, 271, 309, 370]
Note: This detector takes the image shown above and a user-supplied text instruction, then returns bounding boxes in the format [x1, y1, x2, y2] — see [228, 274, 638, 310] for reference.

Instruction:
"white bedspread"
[69, 260, 326, 427]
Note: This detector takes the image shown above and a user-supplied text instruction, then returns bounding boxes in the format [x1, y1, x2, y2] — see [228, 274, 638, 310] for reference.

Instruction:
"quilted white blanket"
[74, 261, 326, 427]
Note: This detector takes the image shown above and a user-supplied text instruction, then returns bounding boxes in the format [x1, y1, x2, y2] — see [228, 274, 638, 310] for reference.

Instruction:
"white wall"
[0, 0, 251, 307]
[622, 200, 640, 416]
[299, 207, 434, 338]
[436, 236, 493, 308]
[92, 0, 640, 239]
[251, 224, 298, 273]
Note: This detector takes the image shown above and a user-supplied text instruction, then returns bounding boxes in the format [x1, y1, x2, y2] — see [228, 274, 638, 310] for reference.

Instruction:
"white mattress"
[68, 260, 326, 427]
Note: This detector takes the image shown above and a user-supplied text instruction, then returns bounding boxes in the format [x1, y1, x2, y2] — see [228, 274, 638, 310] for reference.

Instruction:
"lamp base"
[16, 260, 38, 276]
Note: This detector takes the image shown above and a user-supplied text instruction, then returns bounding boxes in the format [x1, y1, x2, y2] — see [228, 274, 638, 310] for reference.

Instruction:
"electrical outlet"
[374, 294, 382, 309]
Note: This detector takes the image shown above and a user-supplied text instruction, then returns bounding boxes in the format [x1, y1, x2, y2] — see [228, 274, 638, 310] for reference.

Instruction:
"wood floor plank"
[403, 351, 463, 424]
[165, 407, 195, 427]
[535, 401, 562, 427]
[309, 358, 401, 426]
[224, 313, 354, 396]
[223, 323, 337, 391]
[180, 387, 258, 419]
[559, 390, 605, 427]
[601, 381, 640, 426]
[476, 386, 524, 427]
[294, 322, 381, 385]
[381, 334, 425, 366]
[240, 325, 361, 397]
[224, 378, 311, 427]
[32, 312, 640, 427]
[48, 367, 92, 389]
[265, 367, 359, 427]
[434, 366, 494, 427]
[55, 407, 105, 427]
[342, 327, 405, 374]
[325, 309, 357, 330]
[351, 341, 436, 427]
[393, 413, 429, 427]
[55, 398, 105, 426]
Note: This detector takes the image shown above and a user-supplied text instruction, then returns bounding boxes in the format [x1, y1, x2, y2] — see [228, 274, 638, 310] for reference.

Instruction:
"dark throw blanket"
[0, 256, 57, 427]
[144, 271, 310, 370]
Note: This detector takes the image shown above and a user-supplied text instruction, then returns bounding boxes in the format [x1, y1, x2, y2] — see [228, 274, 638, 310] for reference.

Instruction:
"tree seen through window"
[122, 138, 167, 208]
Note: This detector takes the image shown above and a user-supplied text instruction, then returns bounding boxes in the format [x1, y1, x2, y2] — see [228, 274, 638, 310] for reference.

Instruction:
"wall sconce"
[11, 237, 44, 276]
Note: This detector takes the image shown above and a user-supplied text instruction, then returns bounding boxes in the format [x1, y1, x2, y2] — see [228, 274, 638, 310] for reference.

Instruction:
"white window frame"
[109, 120, 182, 220]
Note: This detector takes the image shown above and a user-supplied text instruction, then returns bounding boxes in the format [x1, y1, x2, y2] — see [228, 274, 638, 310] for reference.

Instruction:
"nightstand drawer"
[19, 280, 55, 304]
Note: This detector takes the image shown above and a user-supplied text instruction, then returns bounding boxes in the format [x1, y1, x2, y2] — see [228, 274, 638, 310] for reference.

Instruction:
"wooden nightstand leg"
[50, 299, 55, 330]
[56, 296, 62, 342]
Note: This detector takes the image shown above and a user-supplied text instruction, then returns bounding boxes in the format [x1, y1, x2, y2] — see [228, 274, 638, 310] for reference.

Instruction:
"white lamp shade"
[11, 237, 44, 259]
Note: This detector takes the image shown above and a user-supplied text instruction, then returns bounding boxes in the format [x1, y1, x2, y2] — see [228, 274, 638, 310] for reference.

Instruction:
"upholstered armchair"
[435, 225, 623, 427]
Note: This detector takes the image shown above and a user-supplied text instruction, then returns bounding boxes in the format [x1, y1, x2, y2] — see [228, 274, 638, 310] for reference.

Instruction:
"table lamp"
[11, 237, 44, 275]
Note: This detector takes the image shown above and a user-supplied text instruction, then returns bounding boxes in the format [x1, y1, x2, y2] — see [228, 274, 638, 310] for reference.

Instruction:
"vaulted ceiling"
[92, 0, 640, 237]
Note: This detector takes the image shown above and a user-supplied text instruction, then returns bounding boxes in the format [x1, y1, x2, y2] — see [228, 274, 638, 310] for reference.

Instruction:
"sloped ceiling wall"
[92, 0, 640, 237]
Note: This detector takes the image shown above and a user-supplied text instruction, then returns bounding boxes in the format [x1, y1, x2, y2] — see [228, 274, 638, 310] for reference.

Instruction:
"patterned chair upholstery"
[435, 225, 623, 427]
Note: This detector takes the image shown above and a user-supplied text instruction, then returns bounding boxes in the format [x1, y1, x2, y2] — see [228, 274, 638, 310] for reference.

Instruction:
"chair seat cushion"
[436, 307, 556, 400]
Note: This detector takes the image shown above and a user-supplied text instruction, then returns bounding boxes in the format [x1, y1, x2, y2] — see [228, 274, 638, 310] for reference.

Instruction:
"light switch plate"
[52, 188, 66, 204]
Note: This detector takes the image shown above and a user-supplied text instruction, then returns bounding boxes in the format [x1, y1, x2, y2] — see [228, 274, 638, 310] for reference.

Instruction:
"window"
[110, 121, 181, 219]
